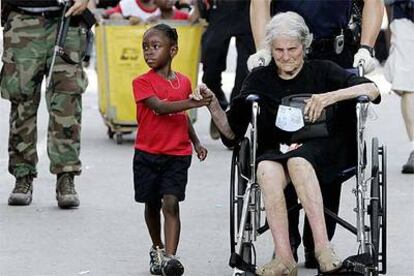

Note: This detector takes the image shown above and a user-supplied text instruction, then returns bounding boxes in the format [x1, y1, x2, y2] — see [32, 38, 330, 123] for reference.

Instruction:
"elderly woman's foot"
[256, 256, 297, 276]
[315, 246, 342, 273]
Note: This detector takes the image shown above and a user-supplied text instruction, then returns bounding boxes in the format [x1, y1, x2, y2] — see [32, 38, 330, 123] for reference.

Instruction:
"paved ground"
[0, 39, 413, 275]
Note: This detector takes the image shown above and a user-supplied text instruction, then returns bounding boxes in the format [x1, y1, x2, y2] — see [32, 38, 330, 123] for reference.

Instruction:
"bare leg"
[286, 157, 329, 251]
[401, 92, 414, 142]
[162, 194, 180, 256]
[145, 199, 163, 248]
[257, 161, 295, 264]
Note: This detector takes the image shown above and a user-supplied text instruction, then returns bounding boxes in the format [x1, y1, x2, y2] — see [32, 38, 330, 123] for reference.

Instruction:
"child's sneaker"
[149, 246, 165, 275]
[161, 256, 184, 276]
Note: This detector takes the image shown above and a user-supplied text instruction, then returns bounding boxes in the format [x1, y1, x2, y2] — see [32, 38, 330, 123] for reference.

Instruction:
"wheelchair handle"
[356, 95, 370, 103]
[245, 94, 260, 103]
[358, 62, 364, 77]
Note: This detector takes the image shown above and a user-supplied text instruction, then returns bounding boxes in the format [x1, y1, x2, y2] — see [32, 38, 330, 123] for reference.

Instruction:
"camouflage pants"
[0, 11, 88, 178]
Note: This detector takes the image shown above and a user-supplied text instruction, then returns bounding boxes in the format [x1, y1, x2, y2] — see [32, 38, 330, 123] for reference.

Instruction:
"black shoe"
[161, 256, 184, 276]
[402, 150, 414, 174]
[304, 248, 319, 269]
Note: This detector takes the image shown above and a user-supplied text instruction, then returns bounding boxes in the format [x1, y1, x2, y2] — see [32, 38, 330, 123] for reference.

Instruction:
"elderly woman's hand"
[303, 93, 335, 123]
[198, 84, 215, 104]
[189, 84, 214, 106]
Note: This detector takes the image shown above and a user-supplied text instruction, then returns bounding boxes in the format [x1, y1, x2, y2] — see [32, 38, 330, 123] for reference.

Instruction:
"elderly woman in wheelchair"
[200, 11, 381, 276]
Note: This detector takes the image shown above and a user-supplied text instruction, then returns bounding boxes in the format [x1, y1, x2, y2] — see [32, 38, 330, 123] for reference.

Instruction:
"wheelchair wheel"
[230, 138, 256, 273]
[369, 137, 387, 275]
[230, 138, 250, 254]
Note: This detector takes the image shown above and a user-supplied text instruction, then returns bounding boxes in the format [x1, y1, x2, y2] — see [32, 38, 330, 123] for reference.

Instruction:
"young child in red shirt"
[132, 23, 212, 275]
[148, 0, 189, 21]
[104, 0, 161, 24]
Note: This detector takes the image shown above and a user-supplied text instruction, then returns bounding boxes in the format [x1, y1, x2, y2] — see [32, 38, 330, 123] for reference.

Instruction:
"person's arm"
[199, 88, 236, 140]
[360, 0, 384, 48]
[187, 117, 208, 160]
[188, 3, 200, 23]
[87, 0, 96, 11]
[304, 83, 380, 123]
[250, 0, 272, 49]
[104, 4, 123, 19]
[66, 0, 90, 17]
[143, 95, 210, 115]
[247, 0, 273, 71]
[353, 0, 385, 72]
[384, 4, 393, 50]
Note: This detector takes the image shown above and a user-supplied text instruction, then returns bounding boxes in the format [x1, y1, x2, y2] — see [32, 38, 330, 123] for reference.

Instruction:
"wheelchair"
[228, 85, 387, 275]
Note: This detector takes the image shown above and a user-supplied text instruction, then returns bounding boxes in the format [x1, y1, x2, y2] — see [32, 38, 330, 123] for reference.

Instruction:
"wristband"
[360, 45, 375, 57]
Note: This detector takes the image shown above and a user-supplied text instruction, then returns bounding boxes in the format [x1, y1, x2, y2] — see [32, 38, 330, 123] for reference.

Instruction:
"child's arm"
[187, 116, 207, 161]
[143, 95, 210, 115]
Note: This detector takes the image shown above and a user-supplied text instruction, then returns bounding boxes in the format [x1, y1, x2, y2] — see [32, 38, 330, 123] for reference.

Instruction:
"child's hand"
[191, 84, 212, 100]
[146, 15, 160, 23]
[189, 84, 213, 107]
[109, 13, 124, 20]
[194, 143, 208, 161]
[191, 85, 204, 101]
[129, 16, 142, 25]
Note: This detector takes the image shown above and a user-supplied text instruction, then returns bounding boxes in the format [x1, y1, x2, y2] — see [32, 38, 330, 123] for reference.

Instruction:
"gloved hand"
[247, 48, 272, 72]
[353, 47, 377, 74]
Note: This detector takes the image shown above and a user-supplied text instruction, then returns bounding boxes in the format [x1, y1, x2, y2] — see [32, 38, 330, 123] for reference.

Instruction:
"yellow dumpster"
[95, 21, 203, 144]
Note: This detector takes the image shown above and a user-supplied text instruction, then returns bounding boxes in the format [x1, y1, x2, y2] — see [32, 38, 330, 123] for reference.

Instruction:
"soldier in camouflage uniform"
[0, 0, 90, 208]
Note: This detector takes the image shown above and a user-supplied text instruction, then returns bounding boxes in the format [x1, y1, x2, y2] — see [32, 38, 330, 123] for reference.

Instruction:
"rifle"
[45, 0, 73, 90]
[45, 0, 96, 90]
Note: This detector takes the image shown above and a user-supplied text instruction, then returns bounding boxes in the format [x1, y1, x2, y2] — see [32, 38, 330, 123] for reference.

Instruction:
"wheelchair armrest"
[245, 94, 261, 103]
[355, 95, 370, 103]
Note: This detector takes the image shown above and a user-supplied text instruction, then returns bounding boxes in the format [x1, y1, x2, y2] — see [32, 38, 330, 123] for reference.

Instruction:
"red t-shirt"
[172, 8, 189, 20]
[133, 70, 193, 156]
[105, 0, 159, 18]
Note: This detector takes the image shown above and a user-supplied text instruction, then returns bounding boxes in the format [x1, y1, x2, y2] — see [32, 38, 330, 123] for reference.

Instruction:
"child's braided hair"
[146, 23, 178, 45]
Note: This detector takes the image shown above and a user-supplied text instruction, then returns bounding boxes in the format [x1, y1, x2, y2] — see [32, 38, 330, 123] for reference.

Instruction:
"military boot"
[8, 175, 33, 206]
[56, 173, 80, 209]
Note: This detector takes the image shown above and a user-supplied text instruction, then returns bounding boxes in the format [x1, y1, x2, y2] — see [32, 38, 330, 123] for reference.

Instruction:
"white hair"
[263, 11, 313, 51]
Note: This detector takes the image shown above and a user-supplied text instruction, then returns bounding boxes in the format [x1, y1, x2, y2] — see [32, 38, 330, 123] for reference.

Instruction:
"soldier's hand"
[247, 48, 272, 72]
[353, 47, 377, 74]
[66, 0, 89, 17]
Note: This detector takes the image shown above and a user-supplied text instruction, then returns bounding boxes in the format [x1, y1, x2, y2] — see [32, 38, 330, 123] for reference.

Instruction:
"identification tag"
[275, 105, 305, 132]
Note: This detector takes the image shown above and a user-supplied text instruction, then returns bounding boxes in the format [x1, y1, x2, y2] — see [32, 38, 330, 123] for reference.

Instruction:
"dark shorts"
[133, 149, 192, 203]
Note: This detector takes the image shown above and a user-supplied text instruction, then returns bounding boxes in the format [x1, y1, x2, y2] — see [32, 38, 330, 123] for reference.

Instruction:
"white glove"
[353, 47, 377, 74]
[247, 48, 272, 72]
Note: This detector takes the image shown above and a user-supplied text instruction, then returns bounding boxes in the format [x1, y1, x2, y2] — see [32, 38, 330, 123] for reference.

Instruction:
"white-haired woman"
[200, 11, 381, 276]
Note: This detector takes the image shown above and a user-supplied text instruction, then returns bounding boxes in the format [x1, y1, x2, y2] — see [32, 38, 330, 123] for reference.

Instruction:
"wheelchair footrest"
[229, 252, 256, 274]
[317, 253, 373, 276]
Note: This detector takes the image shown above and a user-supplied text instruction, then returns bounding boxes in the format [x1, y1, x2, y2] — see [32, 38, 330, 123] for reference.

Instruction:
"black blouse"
[222, 60, 380, 184]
